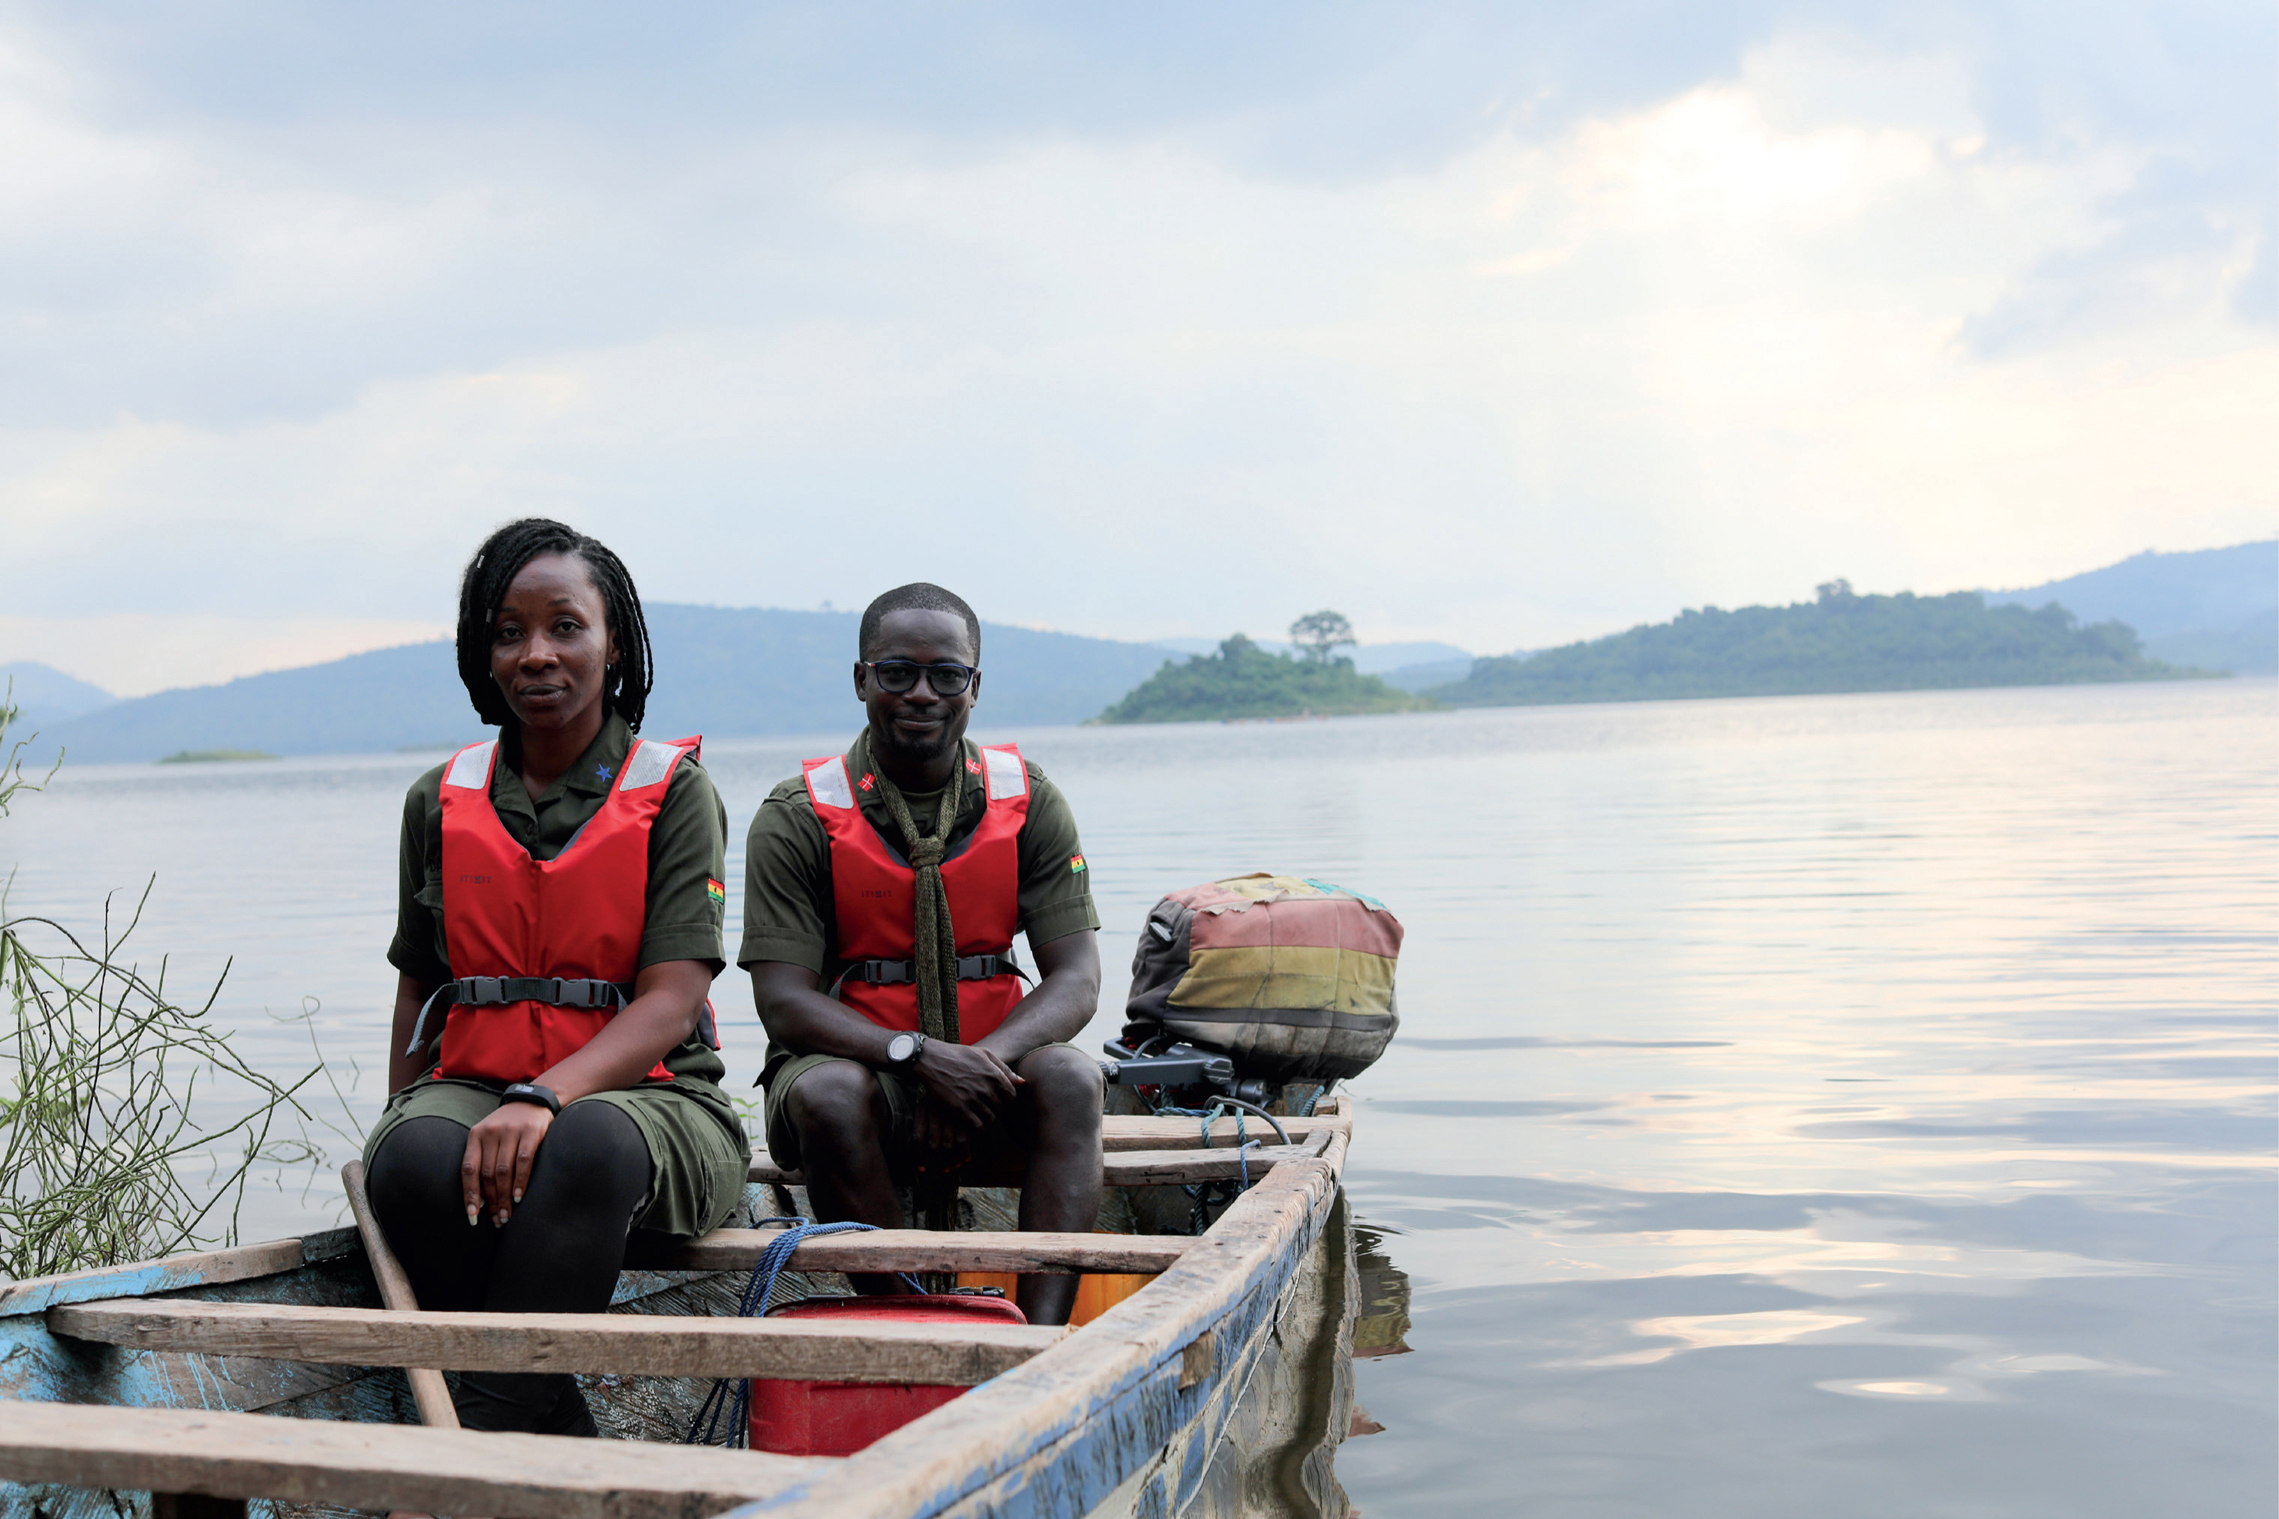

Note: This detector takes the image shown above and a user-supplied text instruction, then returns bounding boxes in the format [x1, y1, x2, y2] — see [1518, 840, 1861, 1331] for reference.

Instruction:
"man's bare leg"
[1012, 1045, 1105, 1325]
[784, 1060, 905, 1295]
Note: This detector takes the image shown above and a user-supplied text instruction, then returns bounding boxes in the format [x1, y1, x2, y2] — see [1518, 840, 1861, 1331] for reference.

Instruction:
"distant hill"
[1984, 540, 2276, 673]
[37, 605, 1173, 764]
[0, 661, 118, 735]
[1431, 582, 2206, 708]
[1096, 635, 1434, 724]
[1379, 657, 1473, 692]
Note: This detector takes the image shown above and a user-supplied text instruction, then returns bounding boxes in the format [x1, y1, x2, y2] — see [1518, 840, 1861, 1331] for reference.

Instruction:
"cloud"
[0, 5, 2270, 681]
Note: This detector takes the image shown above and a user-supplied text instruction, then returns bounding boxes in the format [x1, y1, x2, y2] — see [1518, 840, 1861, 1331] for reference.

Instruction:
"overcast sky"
[1, 1, 2271, 696]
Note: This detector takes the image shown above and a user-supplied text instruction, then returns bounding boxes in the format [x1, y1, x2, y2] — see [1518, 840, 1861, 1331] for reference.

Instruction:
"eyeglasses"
[863, 660, 978, 696]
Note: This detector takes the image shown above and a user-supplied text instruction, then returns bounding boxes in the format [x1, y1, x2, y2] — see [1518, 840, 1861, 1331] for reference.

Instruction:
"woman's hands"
[450, 959, 712, 1226]
[462, 1101, 553, 1225]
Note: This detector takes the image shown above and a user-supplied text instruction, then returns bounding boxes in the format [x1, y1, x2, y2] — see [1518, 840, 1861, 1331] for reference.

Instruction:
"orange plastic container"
[953, 1269, 1155, 1325]
[747, 1294, 1030, 1457]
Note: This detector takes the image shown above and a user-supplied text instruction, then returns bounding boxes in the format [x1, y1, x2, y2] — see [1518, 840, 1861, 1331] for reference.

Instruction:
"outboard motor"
[1112, 874, 1402, 1105]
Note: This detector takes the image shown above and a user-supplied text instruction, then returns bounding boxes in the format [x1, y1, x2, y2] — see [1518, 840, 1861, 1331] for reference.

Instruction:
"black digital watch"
[500, 1082, 561, 1115]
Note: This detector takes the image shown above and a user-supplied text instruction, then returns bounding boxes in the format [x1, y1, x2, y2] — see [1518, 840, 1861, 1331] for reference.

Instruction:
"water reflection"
[2, 680, 2272, 1516]
[1351, 1223, 1413, 1362]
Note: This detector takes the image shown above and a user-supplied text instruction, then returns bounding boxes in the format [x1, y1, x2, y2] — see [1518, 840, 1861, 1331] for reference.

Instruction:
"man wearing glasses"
[740, 582, 1105, 1325]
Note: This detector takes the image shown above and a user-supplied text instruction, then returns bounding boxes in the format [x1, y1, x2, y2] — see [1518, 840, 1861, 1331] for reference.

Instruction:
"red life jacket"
[433, 732, 703, 1084]
[803, 743, 1032, 1042]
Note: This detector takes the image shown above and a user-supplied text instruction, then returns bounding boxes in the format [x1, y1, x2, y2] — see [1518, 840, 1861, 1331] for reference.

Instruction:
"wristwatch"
[500, 1082, 561, 1114]
[884, 1032, 927, 1071]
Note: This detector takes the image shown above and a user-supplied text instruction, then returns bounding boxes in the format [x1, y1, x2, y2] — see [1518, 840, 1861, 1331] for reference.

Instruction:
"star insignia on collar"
[595, 764, 613, 780]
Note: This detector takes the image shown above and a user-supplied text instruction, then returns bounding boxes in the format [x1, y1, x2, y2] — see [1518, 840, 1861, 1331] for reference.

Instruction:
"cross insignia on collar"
[858, 772, 875, 791]
[965, 759, 982, 774]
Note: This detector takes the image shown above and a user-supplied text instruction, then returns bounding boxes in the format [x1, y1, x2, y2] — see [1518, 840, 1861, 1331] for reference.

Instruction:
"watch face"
[888, 1033, 917, 1064]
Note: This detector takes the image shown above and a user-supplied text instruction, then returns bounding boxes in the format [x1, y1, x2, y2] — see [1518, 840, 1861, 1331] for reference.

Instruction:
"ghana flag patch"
[1069, 854, 1087, 874]
[705, 878, 726, 904]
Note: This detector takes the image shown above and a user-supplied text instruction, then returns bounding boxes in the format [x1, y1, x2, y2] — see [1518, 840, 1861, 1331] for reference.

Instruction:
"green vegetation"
[1433, 581, 2211, 710]
[158, 749, 279, 764]
[2, 702, 328, 1280]
[1096, 631, 1433, 724]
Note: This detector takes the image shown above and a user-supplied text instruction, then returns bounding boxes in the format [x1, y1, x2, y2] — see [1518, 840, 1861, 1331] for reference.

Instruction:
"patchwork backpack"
[1123, 874, 1403, 1083]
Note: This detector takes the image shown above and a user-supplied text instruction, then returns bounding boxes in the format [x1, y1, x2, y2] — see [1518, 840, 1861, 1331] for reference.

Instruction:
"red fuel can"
[748, 1294, 1030, 1457]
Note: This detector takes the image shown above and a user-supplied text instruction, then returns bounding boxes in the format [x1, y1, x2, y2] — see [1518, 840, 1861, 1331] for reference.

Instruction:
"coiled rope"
[1150, 1095, 1293, 1233]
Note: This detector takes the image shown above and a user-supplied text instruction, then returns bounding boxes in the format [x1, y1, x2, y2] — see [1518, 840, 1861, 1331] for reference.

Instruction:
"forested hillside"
[1984, 539, 2276, 673]
[1433, 583, 2206, 708]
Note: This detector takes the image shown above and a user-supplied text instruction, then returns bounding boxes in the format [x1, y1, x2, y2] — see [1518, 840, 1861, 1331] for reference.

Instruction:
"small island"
[156, 749, 279, 764]
[1431, 581, 2208, 709]
[1095, 613, 1434, 725]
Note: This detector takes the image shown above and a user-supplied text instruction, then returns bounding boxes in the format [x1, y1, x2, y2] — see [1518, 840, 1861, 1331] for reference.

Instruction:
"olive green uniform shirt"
[738, 733, 1099, 978]
[388, 712, 730, 1083]
[373, 713, 748, 1239]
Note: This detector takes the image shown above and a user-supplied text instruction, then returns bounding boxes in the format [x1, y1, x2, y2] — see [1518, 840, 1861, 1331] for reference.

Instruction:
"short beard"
[873, 713, 960, 770]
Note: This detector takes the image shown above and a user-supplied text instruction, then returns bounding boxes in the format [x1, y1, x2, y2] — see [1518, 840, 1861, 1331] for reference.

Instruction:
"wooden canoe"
[0, 1101, 1359, 1519]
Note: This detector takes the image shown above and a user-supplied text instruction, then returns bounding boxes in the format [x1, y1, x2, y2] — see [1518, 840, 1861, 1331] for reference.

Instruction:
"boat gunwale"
[3, 1102, 1354, 1519]
[725, 1119, 1352, 1519]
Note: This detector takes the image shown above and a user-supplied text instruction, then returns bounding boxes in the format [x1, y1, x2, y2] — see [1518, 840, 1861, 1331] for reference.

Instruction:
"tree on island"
[1094, 630, 1431, 724]
[1289, 610, 1358, 663]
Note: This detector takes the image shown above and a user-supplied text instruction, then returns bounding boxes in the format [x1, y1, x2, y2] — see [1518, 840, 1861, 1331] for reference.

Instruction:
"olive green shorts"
[362, 1075, 751, 1240]
[760, 1052, 922, 1174]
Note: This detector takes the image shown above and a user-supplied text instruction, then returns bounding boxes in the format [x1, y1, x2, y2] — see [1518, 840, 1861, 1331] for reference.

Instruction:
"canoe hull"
[1, 1121, 1358, 1519]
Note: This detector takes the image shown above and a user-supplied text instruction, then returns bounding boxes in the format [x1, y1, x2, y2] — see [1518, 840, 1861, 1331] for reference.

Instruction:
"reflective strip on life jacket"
[803, 743, 1031, 1041]
[434, 733, 705, 1084]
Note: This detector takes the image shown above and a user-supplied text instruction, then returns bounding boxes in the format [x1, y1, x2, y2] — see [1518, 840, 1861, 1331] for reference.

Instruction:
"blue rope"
[1153, 1099, 1276, 1231]
[684, 1217, 925, 1447]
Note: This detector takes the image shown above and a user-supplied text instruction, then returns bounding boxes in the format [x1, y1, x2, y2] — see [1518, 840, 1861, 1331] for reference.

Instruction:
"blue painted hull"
[2, 1152, 1358, 1519]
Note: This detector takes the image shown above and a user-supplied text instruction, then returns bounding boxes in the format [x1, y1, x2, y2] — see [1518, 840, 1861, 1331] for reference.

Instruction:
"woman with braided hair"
[360, 518, 748, 1436]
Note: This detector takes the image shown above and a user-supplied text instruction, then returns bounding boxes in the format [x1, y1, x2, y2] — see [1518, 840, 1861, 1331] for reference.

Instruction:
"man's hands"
[462, 1101, 552, 1225]
[751, 930, 1103, 1164]
[911, 1041, 1024, 1153]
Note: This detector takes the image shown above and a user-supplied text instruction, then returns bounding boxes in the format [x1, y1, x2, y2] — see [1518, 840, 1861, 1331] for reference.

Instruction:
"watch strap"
[500, 1082, 561, 1114]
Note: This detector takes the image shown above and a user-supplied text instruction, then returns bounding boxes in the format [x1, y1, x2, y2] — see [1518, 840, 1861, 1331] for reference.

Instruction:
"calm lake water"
[4, 678, 2273, 1517]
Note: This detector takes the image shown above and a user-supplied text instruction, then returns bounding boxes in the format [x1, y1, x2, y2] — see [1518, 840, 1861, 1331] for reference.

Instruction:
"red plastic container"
[748, 1294, 1030, 1457]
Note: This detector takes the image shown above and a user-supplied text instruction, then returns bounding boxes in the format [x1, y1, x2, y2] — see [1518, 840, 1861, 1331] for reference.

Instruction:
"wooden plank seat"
[747, 1129, 1335, 1188]
[632, 1226, 1196, 1274]
[46, 1300, 1064, 1384]
[0, 1401, 825, 1519]
[1098, 1114, 1341, 1151]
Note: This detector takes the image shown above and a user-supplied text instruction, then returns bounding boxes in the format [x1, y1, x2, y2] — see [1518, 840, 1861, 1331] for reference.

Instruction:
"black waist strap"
[828, 952, 1029, 1000]
[403, 976, 638, 1057]
[455, 975, 634, 1009]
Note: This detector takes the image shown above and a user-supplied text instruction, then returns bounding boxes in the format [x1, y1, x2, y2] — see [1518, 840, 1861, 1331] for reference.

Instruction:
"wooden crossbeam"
[0, 1402, 822, 1519]
[747, 1139, 1325, 1188]
[653, 1227, 1191, 1275]
[1095, 1141, 1322, 1187]
[47, 1300, 1063, 1384]
[1098, 1115, 1339, 1151]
